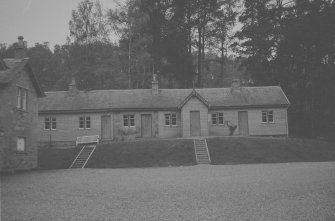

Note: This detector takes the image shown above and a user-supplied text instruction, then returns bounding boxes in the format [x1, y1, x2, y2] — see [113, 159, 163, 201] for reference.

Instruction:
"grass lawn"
[2, 162, 335, 220]
[208, 137, 335, 165]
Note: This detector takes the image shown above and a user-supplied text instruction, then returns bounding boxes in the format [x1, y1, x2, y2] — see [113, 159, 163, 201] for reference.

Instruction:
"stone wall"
[0, 67, 39, 172]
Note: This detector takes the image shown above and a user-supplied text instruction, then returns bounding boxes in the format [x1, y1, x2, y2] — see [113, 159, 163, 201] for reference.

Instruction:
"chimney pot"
[152, 74, 159, 94]
[231, 79, 241, 92]
[14, 36, 27, 59]
[68, 76, 78, 93]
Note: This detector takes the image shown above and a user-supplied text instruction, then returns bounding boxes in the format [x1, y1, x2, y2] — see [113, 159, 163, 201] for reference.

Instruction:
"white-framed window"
[44, 117, 57, 130]
[79, 116, 91, 129]
[123, 114, 135, 127]
[212, 112, 224, 125]
[262, 110, 274, 123]
[165, 113, 177, 126]
[17, 87, 28, 110]
[17, 137, 25, 152]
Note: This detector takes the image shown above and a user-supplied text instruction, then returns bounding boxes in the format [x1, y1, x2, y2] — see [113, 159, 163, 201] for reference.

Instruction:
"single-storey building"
[37, 76, 290, 145]
[0, 36, 45, 172]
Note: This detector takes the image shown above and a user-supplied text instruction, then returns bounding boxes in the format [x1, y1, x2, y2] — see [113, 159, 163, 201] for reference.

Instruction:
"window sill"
[164, 125, 178, 127]
[15, 108, 29, 113]
[261, 122, 275, 124]
[15, 151, 28, 155]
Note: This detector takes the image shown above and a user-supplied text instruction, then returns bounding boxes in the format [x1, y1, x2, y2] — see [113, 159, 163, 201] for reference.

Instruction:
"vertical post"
[286, 109, 289, 137]
[49, 134, 52, 148]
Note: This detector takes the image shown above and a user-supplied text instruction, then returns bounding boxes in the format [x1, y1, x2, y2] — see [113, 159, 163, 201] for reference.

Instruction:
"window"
[79, 116, 91, 129]
[262, 111, 274, 123]
[44, 117, 57, 130]
[17, 87, 28, 110]
[165, 113, 177, 126]
[17, 137, 25, 152]
[212, 112, 224, 125]
[123, 115, 135, 127]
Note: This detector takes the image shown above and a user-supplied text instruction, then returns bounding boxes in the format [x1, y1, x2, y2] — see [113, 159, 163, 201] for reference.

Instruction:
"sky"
[0, 0, 118, 49]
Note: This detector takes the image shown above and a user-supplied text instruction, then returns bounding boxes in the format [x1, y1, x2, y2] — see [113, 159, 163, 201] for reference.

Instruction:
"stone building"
[0, 36, 44, 172]
[38, 76, 290, 146]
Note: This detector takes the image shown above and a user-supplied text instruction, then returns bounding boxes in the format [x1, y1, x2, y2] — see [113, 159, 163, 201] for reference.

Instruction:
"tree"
[235, 0, 335, 137]
[69, 0, 110, 44]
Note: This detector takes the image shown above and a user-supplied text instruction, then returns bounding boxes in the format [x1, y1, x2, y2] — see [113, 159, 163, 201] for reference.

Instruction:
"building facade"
[0, 37, 44, 172]
[37, 78, 290, 146]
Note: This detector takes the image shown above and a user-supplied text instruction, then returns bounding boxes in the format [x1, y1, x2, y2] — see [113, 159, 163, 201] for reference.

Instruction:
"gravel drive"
[1, 162, 335, 221]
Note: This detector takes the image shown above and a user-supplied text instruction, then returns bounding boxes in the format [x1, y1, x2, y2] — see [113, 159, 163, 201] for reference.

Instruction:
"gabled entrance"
[141, 114, 152, 137]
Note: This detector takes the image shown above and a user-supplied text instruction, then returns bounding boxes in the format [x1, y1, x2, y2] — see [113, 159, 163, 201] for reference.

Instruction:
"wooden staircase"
[69, 144, 96, 169]
[194, 139, 211, 164]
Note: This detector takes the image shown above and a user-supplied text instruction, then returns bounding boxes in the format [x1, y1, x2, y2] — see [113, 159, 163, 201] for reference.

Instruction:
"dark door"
[190, 111, 201, 136]
[141, 114, 152, 137]
[101, 115, 112, 139]
[238, 111, 249, 136]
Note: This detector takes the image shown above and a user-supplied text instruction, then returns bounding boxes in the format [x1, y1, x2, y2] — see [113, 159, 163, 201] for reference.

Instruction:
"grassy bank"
[86, 139, 196, 168]
[38, 147, 80, 170]
[38, 139, 196, 170]
[207, 137, 335, 165]
[38, 137, 335, 170]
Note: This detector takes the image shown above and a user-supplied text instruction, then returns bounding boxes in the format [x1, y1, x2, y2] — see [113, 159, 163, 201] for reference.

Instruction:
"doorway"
[141, 114, 152, 137]
[238, 111, 249, 136]
[190, 111, 201, 136]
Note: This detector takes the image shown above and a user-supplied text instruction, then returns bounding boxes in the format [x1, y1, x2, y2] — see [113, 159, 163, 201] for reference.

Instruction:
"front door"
[101, 115, 112, 139]
[238, 111, 249, 136]
[190, 111, 201, 136]
[141, 114, 152, 137]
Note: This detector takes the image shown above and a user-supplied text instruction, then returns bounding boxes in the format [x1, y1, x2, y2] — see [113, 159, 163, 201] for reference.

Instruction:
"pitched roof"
[0, 58, 44, 97]
[38, 86, 290, 113]
[178, 89, 211, 109]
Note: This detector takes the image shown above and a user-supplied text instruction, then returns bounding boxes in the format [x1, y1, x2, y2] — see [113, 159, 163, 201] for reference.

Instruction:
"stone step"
[69, 144, 96, 169]
[194, 139, 211, 165]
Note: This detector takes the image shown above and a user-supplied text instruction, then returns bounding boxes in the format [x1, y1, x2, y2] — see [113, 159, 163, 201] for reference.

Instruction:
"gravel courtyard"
[2, 162, 335, 221]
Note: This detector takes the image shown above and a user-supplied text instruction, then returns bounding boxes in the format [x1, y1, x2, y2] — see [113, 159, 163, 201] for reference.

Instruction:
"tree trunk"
[220, 36, 224, 83]
[197, 27, 202, 88]
[201, 27, 205, 87]
[187, 3, 192, 54]
[128, 36, 132, 89]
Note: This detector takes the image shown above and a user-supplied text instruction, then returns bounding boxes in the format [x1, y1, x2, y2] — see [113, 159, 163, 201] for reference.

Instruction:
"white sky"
[0, 0, 118, 49]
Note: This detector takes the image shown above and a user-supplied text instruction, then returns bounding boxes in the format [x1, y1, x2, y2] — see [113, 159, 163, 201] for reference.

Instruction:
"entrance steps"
[194, 139, 211, 164]
[69, 144, 96, 169]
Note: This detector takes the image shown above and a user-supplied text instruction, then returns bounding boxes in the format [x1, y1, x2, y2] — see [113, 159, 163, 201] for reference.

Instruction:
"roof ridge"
[43, 86, 281, 94]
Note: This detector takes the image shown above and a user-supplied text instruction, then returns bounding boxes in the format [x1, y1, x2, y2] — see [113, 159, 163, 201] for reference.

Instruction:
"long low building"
[37, 77, 290, 145]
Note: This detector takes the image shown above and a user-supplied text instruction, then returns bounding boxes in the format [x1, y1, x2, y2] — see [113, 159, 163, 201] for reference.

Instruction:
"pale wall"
[38, 113, 103, 142]
[248, 108, 288, 136]
[157, 111, 181, 138]
[209, 110, 238, 136]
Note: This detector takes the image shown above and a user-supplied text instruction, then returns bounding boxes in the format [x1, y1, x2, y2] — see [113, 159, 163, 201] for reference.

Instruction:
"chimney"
[68, 77, 78, 93]
[231, 79, 241, 92]
[14, 36, 27, 59]
[152, 73, 159, 94]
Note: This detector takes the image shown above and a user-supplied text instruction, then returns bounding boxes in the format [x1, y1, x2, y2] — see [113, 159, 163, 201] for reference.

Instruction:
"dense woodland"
[1, 0, 334, 138]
